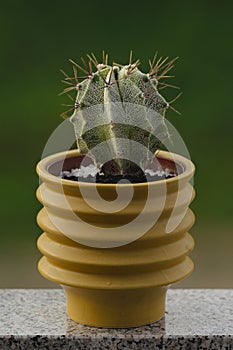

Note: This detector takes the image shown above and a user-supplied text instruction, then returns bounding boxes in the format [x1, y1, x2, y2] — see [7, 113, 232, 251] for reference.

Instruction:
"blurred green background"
[0, 0, 232, 288]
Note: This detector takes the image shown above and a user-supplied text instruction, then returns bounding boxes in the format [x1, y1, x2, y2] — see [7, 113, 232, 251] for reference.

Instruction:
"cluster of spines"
[60, 51, 182, 119]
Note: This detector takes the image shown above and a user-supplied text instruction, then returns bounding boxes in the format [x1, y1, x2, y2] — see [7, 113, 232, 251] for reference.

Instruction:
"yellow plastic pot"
[36, 150, 195, 328]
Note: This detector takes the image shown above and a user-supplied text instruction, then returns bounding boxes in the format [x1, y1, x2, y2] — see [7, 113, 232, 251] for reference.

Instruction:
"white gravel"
[144, 168, 177, 177]
[60, 164, 100, 178]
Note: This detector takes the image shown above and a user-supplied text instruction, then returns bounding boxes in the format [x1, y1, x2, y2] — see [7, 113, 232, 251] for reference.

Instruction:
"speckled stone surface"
[0, 289, 232, 349]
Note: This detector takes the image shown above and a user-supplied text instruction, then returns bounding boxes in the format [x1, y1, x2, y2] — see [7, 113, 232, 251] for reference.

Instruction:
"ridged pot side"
[36, 150, 195, 328]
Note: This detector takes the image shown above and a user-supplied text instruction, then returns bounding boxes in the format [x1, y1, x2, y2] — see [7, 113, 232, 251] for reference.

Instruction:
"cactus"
[61, 52, 180, 175]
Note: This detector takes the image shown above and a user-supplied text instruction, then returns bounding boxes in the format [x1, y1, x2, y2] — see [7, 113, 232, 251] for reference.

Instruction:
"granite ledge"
[0, 289, 232, 349]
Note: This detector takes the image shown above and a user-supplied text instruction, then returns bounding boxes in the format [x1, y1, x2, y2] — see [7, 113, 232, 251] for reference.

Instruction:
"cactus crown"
[61, 52, 181, 176]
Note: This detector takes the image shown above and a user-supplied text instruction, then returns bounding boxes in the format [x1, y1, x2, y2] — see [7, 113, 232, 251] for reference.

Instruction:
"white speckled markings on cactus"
[60, 52, 181, 175]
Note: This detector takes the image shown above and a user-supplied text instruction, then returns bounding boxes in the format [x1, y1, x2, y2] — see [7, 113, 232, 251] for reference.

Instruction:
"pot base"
[64, 285, 167, 328]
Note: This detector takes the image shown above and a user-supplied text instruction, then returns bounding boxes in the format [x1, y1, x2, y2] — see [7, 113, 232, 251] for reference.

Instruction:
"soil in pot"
[58, 157, 181, 184]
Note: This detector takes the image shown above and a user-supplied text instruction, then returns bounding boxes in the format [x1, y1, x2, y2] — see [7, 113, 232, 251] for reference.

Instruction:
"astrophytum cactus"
[61, 52, 181, 175]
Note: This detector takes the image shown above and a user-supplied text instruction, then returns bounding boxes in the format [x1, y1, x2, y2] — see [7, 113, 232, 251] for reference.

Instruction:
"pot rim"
[36, 149, 195, 187]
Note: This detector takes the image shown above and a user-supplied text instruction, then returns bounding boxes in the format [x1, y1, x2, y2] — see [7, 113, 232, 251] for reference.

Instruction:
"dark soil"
[61, 172, 177, 184]
[59, 157, 179, 184]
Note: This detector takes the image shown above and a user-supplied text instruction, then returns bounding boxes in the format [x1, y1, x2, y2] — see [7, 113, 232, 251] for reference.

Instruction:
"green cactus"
[61, 52, 180, 175]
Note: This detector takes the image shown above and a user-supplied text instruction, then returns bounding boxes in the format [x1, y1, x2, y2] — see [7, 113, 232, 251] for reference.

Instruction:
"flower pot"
[36, 149, 195, 328]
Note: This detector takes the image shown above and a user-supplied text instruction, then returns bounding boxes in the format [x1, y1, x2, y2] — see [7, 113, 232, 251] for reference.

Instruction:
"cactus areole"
[61, 53, 180, 180]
